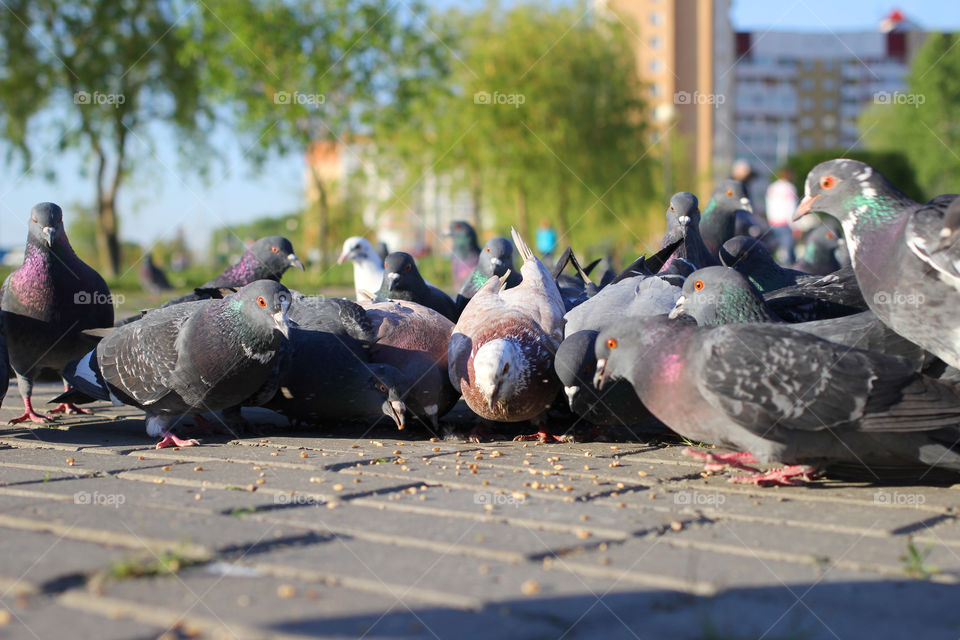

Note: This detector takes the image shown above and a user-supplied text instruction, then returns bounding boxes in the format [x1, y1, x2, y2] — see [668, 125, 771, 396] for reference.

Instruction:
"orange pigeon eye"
[404, 263, 412, 272]
[694, 280, 704, 290]
[606, 338, 618, 349]
[726, 189, 733, 197]
[257, 296, 267, 307]
[669, 205, 675, 212]
[486, 246, 490, 252]
[270, 246, 279, 254]
[826, 231, 835, 239]
[376, 382, 387, 393]
[820, 175, 836, 189]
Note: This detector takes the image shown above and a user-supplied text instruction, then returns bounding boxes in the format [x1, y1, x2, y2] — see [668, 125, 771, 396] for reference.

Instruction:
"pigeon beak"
[337, 251, 348, 265]
[386, 272, 400, 291]
[594, 359, 608, 390]
[382, 399, 406, 430]
[564, 385, 579, 408]
[740, 197, 753, 213]
[490, 258, 503, 268]
[41, 226, 55, 246]
[487, 384, 502, 413]
[273, 310, 290, 338]
[668, 296, 686, 320]
[288, 254, 305, 270]
[794, 194, 819, 221]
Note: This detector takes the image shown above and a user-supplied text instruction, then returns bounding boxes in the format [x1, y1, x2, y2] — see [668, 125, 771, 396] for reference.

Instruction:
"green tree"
[0, 0, 212, 276]
[860, 33, 960, 197]
[377, 1, 655, 251]
[187, 0, 448, 267]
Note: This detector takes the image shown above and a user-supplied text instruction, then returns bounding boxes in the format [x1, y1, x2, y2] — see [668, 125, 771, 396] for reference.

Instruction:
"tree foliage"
[0, 0, 212, 275]
[860, 33, 960, 198]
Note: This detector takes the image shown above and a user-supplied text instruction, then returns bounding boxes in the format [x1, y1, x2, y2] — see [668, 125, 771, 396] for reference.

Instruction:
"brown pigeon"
[448, 228, 565, 441]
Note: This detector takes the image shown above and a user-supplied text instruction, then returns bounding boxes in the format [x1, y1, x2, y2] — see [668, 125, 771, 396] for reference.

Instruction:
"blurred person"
[765, 169, 799, 264]
[536, 219, 557, 259]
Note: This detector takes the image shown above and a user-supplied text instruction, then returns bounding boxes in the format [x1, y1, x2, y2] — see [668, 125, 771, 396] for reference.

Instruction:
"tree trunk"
[91, 148, 120, 278]
[309, 166, 330, 268]
[471, 176, 483, 231]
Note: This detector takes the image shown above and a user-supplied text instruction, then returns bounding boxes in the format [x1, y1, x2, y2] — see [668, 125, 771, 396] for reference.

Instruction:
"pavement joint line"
[56, 591, 293, 640]
[241, 562, 486, 610]
[0, 514, 210, 558]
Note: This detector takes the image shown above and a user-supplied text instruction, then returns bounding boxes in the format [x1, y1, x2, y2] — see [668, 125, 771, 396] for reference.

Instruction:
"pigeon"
[610, 237, 686, 286]
[594, 316, 960, 484]
[719, 235, 815, 293]
[700, 180, 754, 256]
[139, 253, 172, 294]
[658, 192, 718, 270]
[377, 252, 458, 322]
[554, 329, 653, 429]
[446, 220, 481, 291]
[564, 274, 680, 336]
[361, 296, 459, 428]
[793, 225, 842, 275]
[456, 237, 522, 311]
[264, 328, 407, 430]
[794, 159, 960, 368]
[1, 203, 114, 423]
[58, 280, 293, 448]
[449, 228, 565, 440]
[338, 236, 385, 302]
[761, 264, 867, 322]
[670, 266, 929, 369]
[288, 294, 377, 346]
[117, 236, 304, 325]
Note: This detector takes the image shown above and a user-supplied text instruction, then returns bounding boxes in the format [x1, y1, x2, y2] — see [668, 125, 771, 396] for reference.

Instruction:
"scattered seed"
[333, 484, 344, 492]
[300, 452, 308, 458]
[270, 452, 279, 457]
[575, 530, 591, 539]
[277, 584, 296, 599]
[161, 466, 171, 472]
[193, 466, 203, 472]
[521, 580, 541, 596]
[490, 451, 502, 458]
[670, 521, 683, 531]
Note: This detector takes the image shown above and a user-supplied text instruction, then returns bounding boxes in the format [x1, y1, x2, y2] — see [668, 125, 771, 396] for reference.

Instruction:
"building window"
[650, 36, 661, 49]
[801, 78, 814, 90]
[650, 12, 661, 26]
[822, 98, 835, 110]
[822, 78, 836, 90]
[650, 59, 661, 73]
[650, 83, 660, 97]
[801, 116, 813, 130]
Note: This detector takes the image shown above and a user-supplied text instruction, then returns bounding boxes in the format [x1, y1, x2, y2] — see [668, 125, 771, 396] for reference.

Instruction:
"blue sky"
[2, 0, 959, 255]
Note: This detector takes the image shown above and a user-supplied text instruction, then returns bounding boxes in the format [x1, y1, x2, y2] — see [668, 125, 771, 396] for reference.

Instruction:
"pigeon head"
[801, 225, 842, 262]
[554, 330, 599, 409]
[446, 220, 480, 253]
[473, 338, 527, 412]
[365, 363, 407, 430]
[230, 280, 294, 342]
[664, 192, 701, 239]
[478, 237, 515, 277]
[29, 202, 65, 248]
[338, 236, 380, 266]
[382, 252, 423, 293]
[248, 236, 304, 278]
[710, 180, 753, 213]
[793, 159, 905, 227]
[719, 235, 775, 272]
[669, 266, 772, 326]
[593, 316, 687, 390]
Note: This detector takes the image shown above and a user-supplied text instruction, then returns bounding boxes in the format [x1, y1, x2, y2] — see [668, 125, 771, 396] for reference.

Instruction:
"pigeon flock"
[4, 158, 960, 487]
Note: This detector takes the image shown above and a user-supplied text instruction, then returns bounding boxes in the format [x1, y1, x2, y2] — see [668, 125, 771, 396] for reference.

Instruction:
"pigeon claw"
[48, 403, 94, 415]
[513, 429, 568, 444]
[8, 410, 56, 425]
[681, 447, 760, 473]
[728, 465, 816, 487]
[155, 432, 201, 449]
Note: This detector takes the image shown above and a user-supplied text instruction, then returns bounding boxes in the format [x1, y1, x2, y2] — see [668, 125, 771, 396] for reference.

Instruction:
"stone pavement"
[1, 384, 960, 640]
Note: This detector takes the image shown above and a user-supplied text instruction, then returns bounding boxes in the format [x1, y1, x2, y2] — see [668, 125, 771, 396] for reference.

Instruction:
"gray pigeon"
[564, 275, 680, 336]
[670, 266, 931, 369]
[1, 203, 114, 423]
[595, 316, 960, 484]
[761, 264, 867, 322]
[658, 192, 718, 270]
[794, 159, 960, 368]
[719, 236, 814, 293]
[139, 253, 173, 294]
[58, 280, 292, 448]
[794, 225, 842, 275]
[377, 252, 458, 322]
[700, 180, 754, 256]
[456, 237, 522, 312]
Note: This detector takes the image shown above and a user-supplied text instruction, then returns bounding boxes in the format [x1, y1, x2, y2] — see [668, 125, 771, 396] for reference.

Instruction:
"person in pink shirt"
[765, 169, 799, 264]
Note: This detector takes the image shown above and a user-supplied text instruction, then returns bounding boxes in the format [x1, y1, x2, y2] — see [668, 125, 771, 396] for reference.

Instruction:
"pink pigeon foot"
[682, 448, 760, 472]
[9, 397, 56, 424]
[155, 431, 201, 449]
[49, 403, 94, 415]
[513, 429, 567, 444]
[729, 465, 817, 487]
